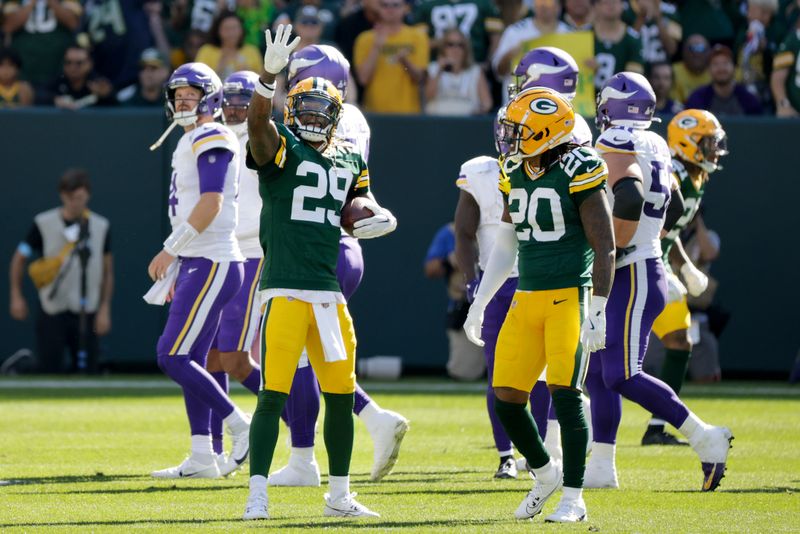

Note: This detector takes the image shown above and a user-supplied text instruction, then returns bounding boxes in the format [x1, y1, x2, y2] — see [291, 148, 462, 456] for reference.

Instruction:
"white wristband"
[255, 79, 276, 99]
[163, 222, 199, 257]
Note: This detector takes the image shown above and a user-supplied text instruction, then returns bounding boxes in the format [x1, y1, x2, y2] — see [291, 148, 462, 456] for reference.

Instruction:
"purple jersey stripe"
[194, 127, 225, 143]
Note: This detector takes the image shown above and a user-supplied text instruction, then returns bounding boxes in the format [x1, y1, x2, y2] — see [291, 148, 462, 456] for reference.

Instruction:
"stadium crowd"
[1, 0, 800, 116]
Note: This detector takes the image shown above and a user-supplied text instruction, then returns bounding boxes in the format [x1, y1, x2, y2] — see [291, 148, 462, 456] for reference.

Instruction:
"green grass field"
[1, 379, 799, 532]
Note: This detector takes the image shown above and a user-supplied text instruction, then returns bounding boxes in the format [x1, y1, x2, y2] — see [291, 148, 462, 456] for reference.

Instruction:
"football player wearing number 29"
[463, 87, 615, 523]
[243, 24, 395, 520]
[584, 72, 732, 492]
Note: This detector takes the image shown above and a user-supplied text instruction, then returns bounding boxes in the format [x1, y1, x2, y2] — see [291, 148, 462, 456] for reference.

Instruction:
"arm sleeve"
[471, 222, 517, 307]
[197, 147, 234, 194]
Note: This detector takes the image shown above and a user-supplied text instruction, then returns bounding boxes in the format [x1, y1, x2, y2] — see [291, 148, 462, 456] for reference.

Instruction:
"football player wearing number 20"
[464, 87, 615, 523]
[584, 72, 732, 492]
[242, 24, 395, 520]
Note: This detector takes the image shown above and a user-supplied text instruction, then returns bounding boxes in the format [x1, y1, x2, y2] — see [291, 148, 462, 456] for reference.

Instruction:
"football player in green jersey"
[242, 24, 396, 521]
[464, 87, 615, 522]
[641, 108, 728, 446]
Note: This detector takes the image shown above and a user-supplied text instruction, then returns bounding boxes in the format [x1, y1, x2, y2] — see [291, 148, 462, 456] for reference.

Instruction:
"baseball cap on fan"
[296, 5, 323, 25]
[139, 48, 167, 68]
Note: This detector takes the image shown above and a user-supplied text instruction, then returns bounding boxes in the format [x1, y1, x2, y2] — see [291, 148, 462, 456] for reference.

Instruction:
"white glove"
[263, 24, 301, 75]
[680, 262, 708, 297]
[580, 295, 607, 353]
[666, 271, 687, 303]
[463, 302, 486, 347]
[352, 208, 397, 239]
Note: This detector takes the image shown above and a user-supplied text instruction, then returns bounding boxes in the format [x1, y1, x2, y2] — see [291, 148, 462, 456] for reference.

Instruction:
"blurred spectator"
[171, 0, 234, 33]
[9, 169, 113, 374]
[81, 0, 164, 90]
[492, 0, 570, 81]
[413, 0, 504, 65]
[563, 0, 593, 30]
[495, 0, 532, 28]
[237, 0, 275, 49]
[273, 0, 339, 43]
[671, 34, 711, 103]
[353, 0, 429, 113]
[117, 47, 169, 106]
[424, 222, 485, 381]
[625, 0, 682, 65]
[771, 10, 800, 116]
[736, 0, 781, 107]
[593, 0, 644, 90]
[293, 5, 327, 49]
[195, 10, 261, 78]
[648, 60, 683, 117]
[42, 44, 116, 109]
[678, 0, 739, 49]
[0, 46, 34, 107]
[686, 44, 763, 114]
[170, 28, 208, 67]
[424, 27, 492, 115]
[335, 0, 381, 63]
[2, 0, 82, 87]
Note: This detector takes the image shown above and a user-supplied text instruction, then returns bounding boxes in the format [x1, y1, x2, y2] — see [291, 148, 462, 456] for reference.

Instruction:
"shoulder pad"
[595, 127, 636, 154]
[564, 147, 608, 194]
[459, 156, 499, 176]
[191, 123, 235, 155]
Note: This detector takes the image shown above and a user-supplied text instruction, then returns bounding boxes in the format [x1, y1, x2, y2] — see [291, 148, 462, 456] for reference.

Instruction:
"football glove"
[580, 295, 607, 353]
[263, 24, 301, 75]
[352, 207, 397, 239]
[680, 262, 708, 297]
[463, 302, 485, 347]
[666, 271, 687, 303]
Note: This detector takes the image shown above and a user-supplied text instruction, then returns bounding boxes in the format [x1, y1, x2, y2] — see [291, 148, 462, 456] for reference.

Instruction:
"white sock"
[649, 418, 667, 426]
[562, 486, 583, 503]
[357, 402, 383, 433]
[223, 408, 249, 434]
[249, 474, 267, 494]
[190, 434, 214, 463]
[290, 446, 315, 463]
[531, 460, 557, 484]
[590, 442, 616, 463]
[678, 411, 708, 444]
[328, 474, 350, 501]
[544, 420, 562, 460]
[498, 449, 514, 458]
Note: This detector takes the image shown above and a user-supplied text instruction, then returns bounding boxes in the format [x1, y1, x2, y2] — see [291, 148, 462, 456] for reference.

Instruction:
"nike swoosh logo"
[553, 299, 567, 305]
[188, 268, 198, 274]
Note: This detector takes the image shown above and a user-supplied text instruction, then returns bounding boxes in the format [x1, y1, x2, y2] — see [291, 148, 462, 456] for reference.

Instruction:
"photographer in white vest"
[9, 169, 113, 373]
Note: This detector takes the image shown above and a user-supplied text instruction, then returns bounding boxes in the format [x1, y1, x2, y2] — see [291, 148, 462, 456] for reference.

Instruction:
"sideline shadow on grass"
[12, 484, 241, 496]
[654, 486, 798, 494]
[0, 518, 512, 529]
[276, 518, 508, 529]
[1, 473, 149, 486]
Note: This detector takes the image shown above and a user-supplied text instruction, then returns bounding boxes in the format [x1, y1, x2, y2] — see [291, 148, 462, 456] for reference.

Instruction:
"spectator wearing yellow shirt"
[354, 0, 430, 113]
[195, 11, 262, 80]
[671, 34, 712, 103]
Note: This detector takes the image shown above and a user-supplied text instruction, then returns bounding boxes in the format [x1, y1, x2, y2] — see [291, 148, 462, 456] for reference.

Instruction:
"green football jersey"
[246, 123, 370, 292]
[774, 29, 800, 110]
[500, 146, 608, 291]
[414, 0, 503, 62]
[661, 158, 706, 261]
[594, 27, 644, 89]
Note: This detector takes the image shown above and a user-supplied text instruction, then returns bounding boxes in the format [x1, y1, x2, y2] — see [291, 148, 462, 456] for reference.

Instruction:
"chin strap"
[149, 120, 179, 151]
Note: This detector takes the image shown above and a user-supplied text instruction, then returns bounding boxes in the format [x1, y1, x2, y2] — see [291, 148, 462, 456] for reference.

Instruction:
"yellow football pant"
[493, 287, 589, 392]
[651, 297, 691, 339]
[260, 297, 356, 394]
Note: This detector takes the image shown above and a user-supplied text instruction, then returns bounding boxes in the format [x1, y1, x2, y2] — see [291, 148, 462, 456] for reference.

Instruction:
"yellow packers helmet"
[284, 76, 343, 150]
[668, 109, 728, 173]
[497, 87, 574, 162]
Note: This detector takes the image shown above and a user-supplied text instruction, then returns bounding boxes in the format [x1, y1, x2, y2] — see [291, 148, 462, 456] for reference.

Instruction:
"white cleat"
[217, 452, 241, 477]
[692, 425, 733, 492]
[151, 455, 220, 479]
[323, 492, 380, 518]
[368, 410, 410, 482]
[243, 491, 269, 520]
[228, 415, 252, 469]
[514, 464, 562, 519]
[583, 457, 618, 489]
[268, 458, 321, 487]
[545, 497, 588, 523]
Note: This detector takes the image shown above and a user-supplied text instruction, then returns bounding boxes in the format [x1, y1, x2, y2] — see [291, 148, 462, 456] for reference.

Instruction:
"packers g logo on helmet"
[498, 87, 574, 162]
[668, 109, 728, 173]
[676, 115, 699, 129]
[284, 77, 343, 151]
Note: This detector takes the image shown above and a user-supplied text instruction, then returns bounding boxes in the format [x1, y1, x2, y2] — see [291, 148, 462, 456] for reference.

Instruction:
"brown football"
[341, 196, 376, 234]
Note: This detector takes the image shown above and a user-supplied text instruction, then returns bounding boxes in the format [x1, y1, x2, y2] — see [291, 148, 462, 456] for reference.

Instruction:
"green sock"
[323, 392, 355, 476]
[493, 396, 550, 469]
[249, 389, 288, 478]
[660, 349, 691, 395]
[551, 388, 588, 489]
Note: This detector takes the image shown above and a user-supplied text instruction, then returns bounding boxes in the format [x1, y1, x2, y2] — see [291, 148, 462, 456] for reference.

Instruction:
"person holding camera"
[9, 169, 113, 374]
[424, 28, 493, 116]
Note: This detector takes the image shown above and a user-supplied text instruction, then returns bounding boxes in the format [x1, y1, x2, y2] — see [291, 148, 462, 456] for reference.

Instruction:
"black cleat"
[641, 427, 689, 446]
[494, 456, 518, 479]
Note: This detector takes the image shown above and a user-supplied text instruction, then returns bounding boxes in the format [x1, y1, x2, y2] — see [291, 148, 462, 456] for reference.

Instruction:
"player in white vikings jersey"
[583, 72, 732, 493]
[147, 62, 251, 479]
[265, 43, 408, 488]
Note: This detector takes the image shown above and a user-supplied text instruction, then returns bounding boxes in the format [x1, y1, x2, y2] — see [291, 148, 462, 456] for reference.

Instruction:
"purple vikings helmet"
[515, 47, 579, 100]
[165, 62, 223, 126]
[494, 106, 510, 155]
[596, 71, 657, 131]
[287, 44, 350, 98]
[223, 70, 259, 108]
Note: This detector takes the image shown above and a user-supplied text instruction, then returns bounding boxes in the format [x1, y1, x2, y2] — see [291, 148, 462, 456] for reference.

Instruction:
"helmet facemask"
[222, 93, 251, 135]
[286, 92, 341, 150]
[167, 81, 219, 127]
[696, 131, 728, 173]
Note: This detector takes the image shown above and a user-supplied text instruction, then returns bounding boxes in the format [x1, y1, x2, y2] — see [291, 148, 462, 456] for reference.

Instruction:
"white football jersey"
[233, 129, 264, 258]
[595, 126, 672, 268]
[336, 103, 371, 163]
[169, 122, 243, 262]
[572, 114, 593, 146]
[456, 156, 519, 277]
